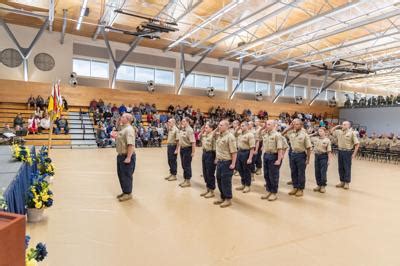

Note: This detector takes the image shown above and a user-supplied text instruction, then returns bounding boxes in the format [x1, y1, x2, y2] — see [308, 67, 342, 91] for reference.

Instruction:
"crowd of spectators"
[344, 94, 400, 108]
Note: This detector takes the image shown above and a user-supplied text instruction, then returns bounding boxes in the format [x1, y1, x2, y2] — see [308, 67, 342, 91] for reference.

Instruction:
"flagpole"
[47, 110, 54, 155]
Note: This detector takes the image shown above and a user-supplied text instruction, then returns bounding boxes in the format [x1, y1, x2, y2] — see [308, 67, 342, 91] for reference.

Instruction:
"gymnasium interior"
[0, 0, 400, 265]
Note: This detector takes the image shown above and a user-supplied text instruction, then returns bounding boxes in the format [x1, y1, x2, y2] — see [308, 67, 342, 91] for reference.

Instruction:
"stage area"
[27, 148, 400, 266]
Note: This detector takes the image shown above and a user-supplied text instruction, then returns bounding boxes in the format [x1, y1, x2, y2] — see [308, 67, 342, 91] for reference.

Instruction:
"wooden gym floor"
[27, 148, 400, 266]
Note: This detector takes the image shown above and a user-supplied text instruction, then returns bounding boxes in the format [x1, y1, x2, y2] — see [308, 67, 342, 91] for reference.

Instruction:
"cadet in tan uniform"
[359, 134, 370, 149]
[310, 127, 332, 193]
[113, 113, 136, 202]
[177, 118, 196, 188]
[214, 120, 237, 208]
[331, 121, 360, 190]
[165, 118, 180, 181]
[366, 134, 378, 149]
[390, 136, 400, 151]
[259, 120, 283, 201]
[282, 119, 312, 197]
[378, 134, 390, 151]
[199, 122, 217, 198]
[235, 121, 256, 193]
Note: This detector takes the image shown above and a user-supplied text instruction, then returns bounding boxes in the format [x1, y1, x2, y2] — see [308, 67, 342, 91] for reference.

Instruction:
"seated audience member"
[55, 115, 69, 135]
[89, 99, 98, 112]
[13, 113, 24, 129]
[1, 124, 16, 144]
[62, 97, 69, 111]
[111, 104, 118, 114]
[150, 127, 161, 147]
[39, 114, 51, 133]
[93, 109, 102, 125]
[132, 104, 140, 114]
[119, 104, 127, 114]
[96, 123, 110, 148]
[167, 104, 174, 114]
[34, 107, 44, 119]
[36, 95, 45, 110]
[28, 115, 40, 134]
[126, 104, 133, 114]
[27, 95, 36, 109]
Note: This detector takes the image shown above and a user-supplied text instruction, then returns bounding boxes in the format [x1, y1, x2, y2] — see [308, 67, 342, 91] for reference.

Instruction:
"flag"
[47, 81, 62, 118]
[47, 83, 55, 114]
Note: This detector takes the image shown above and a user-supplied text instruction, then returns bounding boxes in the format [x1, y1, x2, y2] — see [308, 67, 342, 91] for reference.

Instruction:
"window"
[295, 86, 306, 98]
[311, 88, 327, 100]
[91, 60, 109, 78]
[285, 85, 295, 97]
[73, 58, 91, 77]
[117, 65, 135, 81]
[276, 83, 306, 97]
[326, 90, 336, 100]
[233, 79, 270, 94]
[211, 76, 226, 90]
[195, 74, 211, 88]
[135, 66, 155, 83]
[155, 69, 174, 85]
[73, 58, 109, 78]
[183, 72, 227, 90]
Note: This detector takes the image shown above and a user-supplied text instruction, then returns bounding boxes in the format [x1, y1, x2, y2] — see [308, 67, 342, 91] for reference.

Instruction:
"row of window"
[72, 58, 343, 100]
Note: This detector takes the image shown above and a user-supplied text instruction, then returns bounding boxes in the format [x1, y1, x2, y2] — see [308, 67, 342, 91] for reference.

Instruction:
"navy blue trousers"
[117, 154, 136, 194]
[254, 143, 263, 170]
[290, 152, 307, 189]
[180, 147, 193, 179]
[202, 151, 216, 190]
[263, 153, 280, 193]
[314, 153, 328, 186]
[338, 150, 352, 183]
[288, 148, 296, 183]
[237, 150, 252, 186]
[216, 160, 234, 200]
[167, 144, 177, 175]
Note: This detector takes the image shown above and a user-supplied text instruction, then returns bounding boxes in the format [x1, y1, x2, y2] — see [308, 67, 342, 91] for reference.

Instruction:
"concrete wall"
[339, 107, 400, 135]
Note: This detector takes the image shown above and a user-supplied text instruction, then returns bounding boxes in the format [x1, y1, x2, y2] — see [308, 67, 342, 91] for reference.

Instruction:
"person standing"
[165, 118, 180, 181]
[282, 119, 312, 197]
[235, 121, 256, 193]
[199, 122, 217, 198]
[259, 120, 283, 201]
[214, 120, 237, 208]
[310, 127, 332, 193]
[113, 113, 136, 202]
[330, 121, 359, 190]
[177, 118, 196, 188]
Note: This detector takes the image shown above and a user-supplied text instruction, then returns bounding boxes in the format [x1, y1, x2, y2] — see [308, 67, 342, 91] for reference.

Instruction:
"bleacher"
[0, 102, 96, 148]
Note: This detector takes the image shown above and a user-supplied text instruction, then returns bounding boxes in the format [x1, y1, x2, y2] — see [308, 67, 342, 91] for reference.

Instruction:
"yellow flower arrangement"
[12, 144, 33, 165]
[26, 178, 54, 210]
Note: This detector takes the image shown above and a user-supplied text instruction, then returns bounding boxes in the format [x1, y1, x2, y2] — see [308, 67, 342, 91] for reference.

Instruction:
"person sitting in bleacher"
[0, 124, 15, 145]
[38, 113, 51, 134]
[36, 95, 45, 110]
[62, 96, 69, 111]
[149, 127, 161, 147]
[111, 104, 118, 114]
[27, 114, 40, 134]
[96, 123, 110, 148]
[13, 113, 24, 129]
[126, 104, 133, 114]
[27, 95, 36, 110]
[34, 106, 44, 119]
[119, 104, 127, 114]
[89, 99, 98, 112]
[55, 115, 69, 135]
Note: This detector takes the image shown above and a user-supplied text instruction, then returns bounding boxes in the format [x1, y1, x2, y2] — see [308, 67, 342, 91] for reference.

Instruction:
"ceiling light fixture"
[76, 0, 89, 30]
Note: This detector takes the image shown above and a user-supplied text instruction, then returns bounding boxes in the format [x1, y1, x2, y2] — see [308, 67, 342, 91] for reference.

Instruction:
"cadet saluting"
[282, 119, 312, 197]
[259, 120, 284, 201]
[177, 118, 196, 188]
[235, 121, 256, 194]
[310, 127, 332, 193]
[330, 121, 359, 190]
[214, 120, 237, 208]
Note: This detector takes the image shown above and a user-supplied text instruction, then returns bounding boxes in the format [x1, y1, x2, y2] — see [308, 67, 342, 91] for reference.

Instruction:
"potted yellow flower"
[26, 176, 53, 223]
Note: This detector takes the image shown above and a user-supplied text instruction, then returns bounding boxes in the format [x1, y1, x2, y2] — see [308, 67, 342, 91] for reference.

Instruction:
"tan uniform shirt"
[281, 135, 289, 150]
[167, 125, 179, 144]
[237, 130, 256, 150]
[255, 127, 263, 142]
[378, 138, 390, 150]
[287, 129, 312, 152]
[116, 124, 135, 155]
[359, 137, 370, 148]
[311, 137, 332, 154]
[179, 126, 195, 148]
[201, 133, 215, 151]
[329, 134, 338, 146]
[216, 131, 237, 160]
[333, 129, 359, 150]
[259, 130, 283, 153]
[390, 139, 400, 151]
[366, 138, 379, 149]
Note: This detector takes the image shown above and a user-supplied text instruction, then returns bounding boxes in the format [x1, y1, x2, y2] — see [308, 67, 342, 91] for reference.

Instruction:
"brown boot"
[235, 185, 245, 191]
[268, 193, 277, 201]
[343, 183, 350, 190]
[118, 194, 132, 202]
[336, 182, 345, 188]
[313, 186, 321, 192]
[319, 186, 326, 193]
[255, 168, 262, 175]
[287, 181, 293, 185]
[295, 189, 304, 197]
[251, 173, 255, 181]
[164, 174, 172, 180]
[179, 179, 191, 188]
[288, 188, 298, 195]
[167, 175, 177, 181]
[220, 199, 232, 208]
[200, 189, 209, 197]
[204, 190, 215, 198]
[261, 192, 271, 200]
[214, 199, 224, 205]
[242, 186, 251, 193]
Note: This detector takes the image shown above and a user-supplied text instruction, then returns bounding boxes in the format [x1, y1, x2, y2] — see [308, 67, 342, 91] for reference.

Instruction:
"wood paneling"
[0, 79, 338, 117]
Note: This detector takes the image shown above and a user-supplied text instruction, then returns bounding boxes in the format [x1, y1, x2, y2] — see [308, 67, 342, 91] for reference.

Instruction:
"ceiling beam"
[60, 9, 68, 44]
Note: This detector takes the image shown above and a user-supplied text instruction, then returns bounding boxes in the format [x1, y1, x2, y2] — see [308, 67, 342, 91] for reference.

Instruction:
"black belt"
[167, 143, 177, 146]
[339, 149, 352, 151]
[118, 153, 135, 156]
[217, 159, 231, 162]
[315, 152, 328, 155]
[292, 151, 306, 154]
[238, 149, 250, 152]
[264, 152, 278, 155]
[203, 149, 214, 152]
